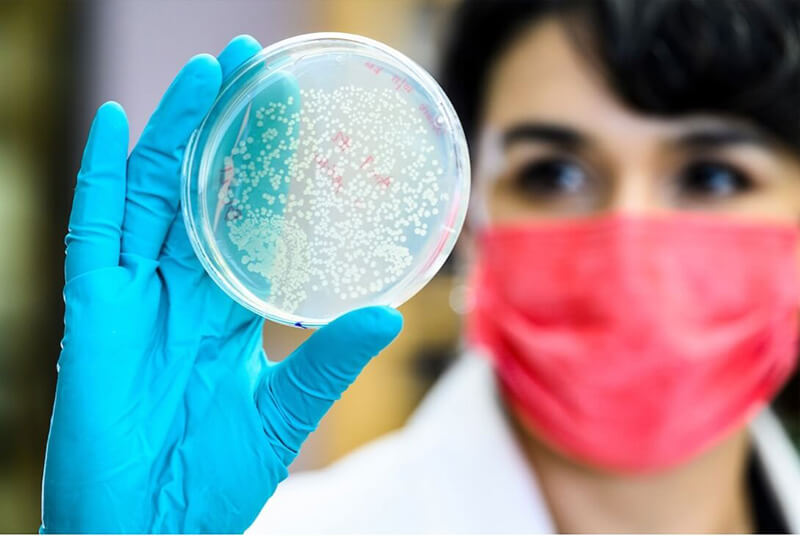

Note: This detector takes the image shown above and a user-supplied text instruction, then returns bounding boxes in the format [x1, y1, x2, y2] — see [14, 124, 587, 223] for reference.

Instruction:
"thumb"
[257, 306, 403, 465]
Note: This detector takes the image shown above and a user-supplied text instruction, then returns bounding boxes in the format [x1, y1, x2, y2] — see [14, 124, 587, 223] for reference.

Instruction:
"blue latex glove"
[41, 35, 403, 534]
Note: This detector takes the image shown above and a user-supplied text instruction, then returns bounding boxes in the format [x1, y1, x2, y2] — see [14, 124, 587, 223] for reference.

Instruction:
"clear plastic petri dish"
[182, 32, 470, 328]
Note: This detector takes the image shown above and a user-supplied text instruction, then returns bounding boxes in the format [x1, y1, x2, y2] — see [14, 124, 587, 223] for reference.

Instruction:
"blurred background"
[0, 1, 461, 531]
[0, 0, 798, 533]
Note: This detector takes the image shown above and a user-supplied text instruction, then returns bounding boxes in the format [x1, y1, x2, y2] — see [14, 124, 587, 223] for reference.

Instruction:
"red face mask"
[467, 213, 799, 473]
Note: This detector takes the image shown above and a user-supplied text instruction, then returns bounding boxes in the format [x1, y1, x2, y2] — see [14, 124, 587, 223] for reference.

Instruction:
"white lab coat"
[250, 352, 800, 533]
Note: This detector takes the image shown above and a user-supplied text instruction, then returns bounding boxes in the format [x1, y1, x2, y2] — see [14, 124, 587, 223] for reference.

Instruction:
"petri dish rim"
[181, 32, 471, 328]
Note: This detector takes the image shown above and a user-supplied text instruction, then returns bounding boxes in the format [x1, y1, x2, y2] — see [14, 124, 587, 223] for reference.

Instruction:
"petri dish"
[181, 32, 470, 328]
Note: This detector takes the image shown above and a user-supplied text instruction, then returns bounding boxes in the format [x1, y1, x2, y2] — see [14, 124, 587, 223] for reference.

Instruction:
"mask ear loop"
[468, 126, 504, 230]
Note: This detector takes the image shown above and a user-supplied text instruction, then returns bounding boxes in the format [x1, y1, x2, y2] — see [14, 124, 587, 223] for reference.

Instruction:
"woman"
[41, 0, 799, 533]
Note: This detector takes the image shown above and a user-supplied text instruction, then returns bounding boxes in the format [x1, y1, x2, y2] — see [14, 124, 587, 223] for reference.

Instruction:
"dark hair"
[438, 0, 800, 445]
[439, 0, 800, 154]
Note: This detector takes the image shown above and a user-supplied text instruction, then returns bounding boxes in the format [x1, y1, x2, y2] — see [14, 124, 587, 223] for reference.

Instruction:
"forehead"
[483, 18, 722, 144]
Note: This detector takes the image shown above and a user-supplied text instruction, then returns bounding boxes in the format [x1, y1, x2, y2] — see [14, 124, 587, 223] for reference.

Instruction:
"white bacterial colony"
[219, 84, 447, 315]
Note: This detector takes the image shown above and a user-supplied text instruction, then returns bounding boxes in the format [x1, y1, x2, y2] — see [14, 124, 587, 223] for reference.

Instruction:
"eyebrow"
[502, 122, 586, 149]
[500, 122, 769, 151]
[675, 128, 768, 149]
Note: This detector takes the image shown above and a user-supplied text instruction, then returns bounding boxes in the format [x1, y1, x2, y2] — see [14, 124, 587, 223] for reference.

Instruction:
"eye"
[513, 158, 589, 197]
[677, 161, 753, 198]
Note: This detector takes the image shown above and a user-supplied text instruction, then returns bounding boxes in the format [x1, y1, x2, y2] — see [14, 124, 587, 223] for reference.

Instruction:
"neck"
[507, 409, 754, 533]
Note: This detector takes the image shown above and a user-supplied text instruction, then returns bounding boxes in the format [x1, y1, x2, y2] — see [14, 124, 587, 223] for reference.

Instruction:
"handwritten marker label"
[419, 104, 443, 134]
[360, 155, 375, 170]
[314, 152, 345, 194]
[392, 74, 413, 94]
[332, 174, 344, 194]
[372, 173, 392, 189]
[364, 61, 383, 75]
[332, 131, 351, 152]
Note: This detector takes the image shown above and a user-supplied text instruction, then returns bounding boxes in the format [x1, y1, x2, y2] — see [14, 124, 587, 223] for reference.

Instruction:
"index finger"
[65, 102, 129, 281]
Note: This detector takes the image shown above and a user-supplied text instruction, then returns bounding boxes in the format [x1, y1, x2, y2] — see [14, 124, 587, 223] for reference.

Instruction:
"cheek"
[485, 185, 534, 223]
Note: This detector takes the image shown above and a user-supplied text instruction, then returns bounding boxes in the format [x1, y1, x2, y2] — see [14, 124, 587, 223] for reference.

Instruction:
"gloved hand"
[41, 35, 403, 534]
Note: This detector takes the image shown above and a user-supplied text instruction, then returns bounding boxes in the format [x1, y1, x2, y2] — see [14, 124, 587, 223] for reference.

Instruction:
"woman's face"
[479, 19, 800, 224]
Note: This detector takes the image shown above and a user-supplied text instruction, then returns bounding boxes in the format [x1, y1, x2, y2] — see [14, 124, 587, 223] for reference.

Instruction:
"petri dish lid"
[182, 32, 470, 328]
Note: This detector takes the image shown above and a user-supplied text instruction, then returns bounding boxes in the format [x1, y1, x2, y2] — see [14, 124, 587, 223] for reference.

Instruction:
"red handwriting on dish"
[372, 173, 392, 189]
[419, 104, 443, 134]
[359, 155, 375, 170]
[314, 153, 344, 194]
[392, 75, 412, 94]
[357, 155, 391, 190]
[364, 61, 383, 75]
[332, 131, 352, 152]
[332, 175, 344, 194]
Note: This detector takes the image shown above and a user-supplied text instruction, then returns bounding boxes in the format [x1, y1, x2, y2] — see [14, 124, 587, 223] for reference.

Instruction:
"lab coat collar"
[406, 351, 800, 532]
